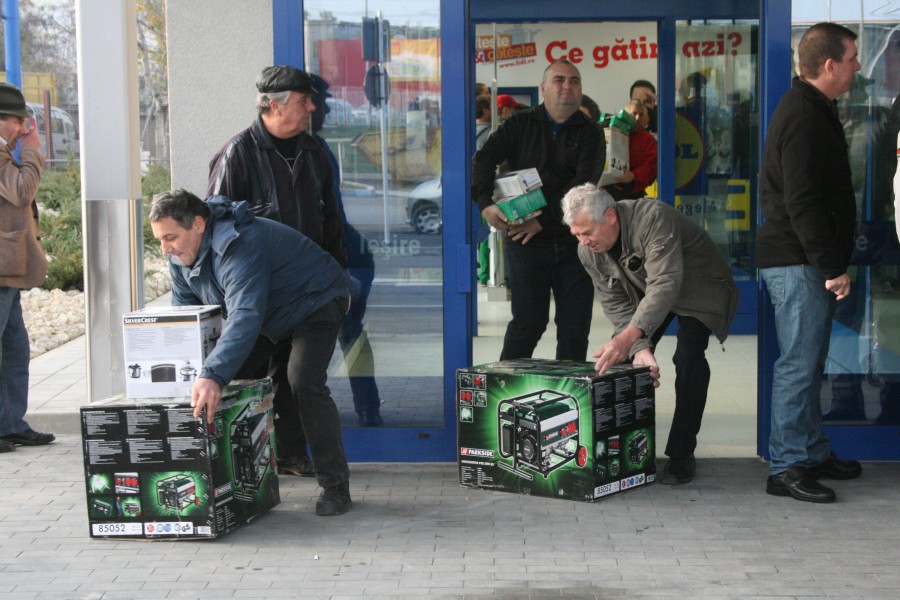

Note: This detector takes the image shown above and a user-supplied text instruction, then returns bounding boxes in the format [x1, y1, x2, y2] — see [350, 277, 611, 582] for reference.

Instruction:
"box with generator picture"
[457, 359, 655, 502]
[80, 378, 279, 540]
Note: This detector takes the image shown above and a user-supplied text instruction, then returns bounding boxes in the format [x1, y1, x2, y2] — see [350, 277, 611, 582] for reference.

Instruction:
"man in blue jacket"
[148, 190, 352, 516]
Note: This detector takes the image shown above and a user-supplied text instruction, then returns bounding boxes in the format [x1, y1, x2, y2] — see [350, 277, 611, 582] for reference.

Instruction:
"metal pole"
[3, 0, 22, 87]
[77, 0, 143, 402]
[377, 12, 390, 244]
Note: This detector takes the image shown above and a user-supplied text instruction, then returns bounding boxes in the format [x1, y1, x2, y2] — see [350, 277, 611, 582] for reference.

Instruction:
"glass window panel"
[674, 20, 759, 280]
[788, 8, 900, 425]
[304, 2, 443, 429]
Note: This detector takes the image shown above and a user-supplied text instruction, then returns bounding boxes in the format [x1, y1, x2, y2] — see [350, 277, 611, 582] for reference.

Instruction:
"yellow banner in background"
[386, 39, 440, 82]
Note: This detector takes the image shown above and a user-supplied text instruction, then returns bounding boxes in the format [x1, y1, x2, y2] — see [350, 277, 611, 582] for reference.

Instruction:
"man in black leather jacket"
[208, 66, 347, 479]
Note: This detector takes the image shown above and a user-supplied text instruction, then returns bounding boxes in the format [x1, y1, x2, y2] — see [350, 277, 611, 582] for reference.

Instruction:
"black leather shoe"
[316, 483, 352, 516]
[0, 439, 15, 453]
[0, 428, 55, 446]
[277, 455, 315, 477]
[809, 452, 862, 480]
[660, 455, 695, 485]
[766, 467, 836, 503]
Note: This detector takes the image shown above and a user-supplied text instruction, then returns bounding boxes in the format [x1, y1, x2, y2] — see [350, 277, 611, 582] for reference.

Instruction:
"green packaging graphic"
[457, 359, 655, 502]
[80, 379, 279, 539]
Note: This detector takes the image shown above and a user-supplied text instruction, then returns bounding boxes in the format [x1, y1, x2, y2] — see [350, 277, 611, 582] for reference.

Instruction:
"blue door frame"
[756, 2, 900, 461]
[272, 0, 900, 463]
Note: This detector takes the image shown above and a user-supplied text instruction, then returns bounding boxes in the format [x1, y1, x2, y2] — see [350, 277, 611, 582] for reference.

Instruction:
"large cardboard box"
[123, 305, 222, 399]
[81, 379, 279, 540]
[457, 359, 655, 502]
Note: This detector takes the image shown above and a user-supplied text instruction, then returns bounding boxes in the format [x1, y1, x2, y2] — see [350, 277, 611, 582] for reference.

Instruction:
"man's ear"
[193, 216, 207, 233]
[605, 206, 618, 225]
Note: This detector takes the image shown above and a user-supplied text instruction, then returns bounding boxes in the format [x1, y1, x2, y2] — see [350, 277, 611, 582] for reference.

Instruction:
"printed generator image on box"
[457, 359, 655, 502]
[80, 378, 279, 540]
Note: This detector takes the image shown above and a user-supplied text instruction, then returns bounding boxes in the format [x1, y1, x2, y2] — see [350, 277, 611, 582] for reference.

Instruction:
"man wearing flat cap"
[0, 82, 55, 453]
[208, 66, 348, 485]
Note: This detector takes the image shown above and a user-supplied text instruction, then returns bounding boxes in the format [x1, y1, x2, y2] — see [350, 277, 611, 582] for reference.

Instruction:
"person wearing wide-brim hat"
[0, 81, 55, 453]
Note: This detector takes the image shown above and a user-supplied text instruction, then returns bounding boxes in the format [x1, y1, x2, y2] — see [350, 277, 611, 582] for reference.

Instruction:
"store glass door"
[673, 20, 759, 333]
[302, 0, 454, 460]
[759, 8, 900, 460]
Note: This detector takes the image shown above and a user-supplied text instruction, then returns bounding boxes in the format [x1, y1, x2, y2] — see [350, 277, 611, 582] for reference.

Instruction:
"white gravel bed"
[21, 254, 173, 358]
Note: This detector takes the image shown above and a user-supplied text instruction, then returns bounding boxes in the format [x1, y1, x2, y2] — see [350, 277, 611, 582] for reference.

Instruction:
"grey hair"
[562, 183, 616, 226]
[257, 90, 292, 114]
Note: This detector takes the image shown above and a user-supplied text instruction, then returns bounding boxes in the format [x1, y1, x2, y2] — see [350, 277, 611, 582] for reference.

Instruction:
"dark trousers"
[651, 314, 711, 458]
[236, 297, 350, 487]
[500, 240, 594, 361]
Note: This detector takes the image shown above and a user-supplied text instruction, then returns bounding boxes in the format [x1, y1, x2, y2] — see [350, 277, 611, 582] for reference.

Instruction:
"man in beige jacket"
[0, 82, 54, 453]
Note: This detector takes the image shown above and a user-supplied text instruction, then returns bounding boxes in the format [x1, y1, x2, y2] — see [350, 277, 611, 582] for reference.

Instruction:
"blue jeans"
[0, 286, 31, 436]
[236, 297, 350, 487]
[501, 240, 594, 361]
[761, 265, 834, 475]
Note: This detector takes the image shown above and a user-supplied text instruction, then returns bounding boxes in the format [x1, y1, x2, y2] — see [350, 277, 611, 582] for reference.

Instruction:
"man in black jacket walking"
[758, 22, 864, 503]
[472, 60, 605, 361]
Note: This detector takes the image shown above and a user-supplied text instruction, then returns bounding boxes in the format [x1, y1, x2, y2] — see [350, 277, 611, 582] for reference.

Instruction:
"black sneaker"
[0, 439, 15, 453]
[809, 452, 862, 480]
[660, 455, 696, 485]
[315, 483, 352, 516]
[0, 428, 54, 446]
[277, 455, 315, 477]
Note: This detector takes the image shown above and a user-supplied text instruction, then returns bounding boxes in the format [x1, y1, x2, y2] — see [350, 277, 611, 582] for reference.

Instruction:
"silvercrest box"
[123, 305, 222, 399]
[81, 379, 279, 539]
[457, 359, 655, 502]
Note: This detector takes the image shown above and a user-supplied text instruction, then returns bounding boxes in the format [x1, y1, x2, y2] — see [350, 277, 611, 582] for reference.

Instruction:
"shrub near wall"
[37, 161, 171, 291]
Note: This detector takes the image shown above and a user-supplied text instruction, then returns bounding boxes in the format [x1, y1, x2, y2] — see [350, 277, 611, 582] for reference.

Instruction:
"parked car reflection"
[406, 178, 441, 235]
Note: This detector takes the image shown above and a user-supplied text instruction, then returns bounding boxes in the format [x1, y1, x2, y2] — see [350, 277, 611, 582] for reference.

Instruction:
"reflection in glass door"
[759, 11, 900, 460]
[304, 2, 445, 436]
[673, 21, 759, 289]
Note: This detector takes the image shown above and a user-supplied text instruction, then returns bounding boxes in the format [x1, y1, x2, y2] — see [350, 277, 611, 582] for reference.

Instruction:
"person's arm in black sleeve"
[319, 150, 348, 267]
[571, 120, 605, 190]
[472, 119, 515, 230]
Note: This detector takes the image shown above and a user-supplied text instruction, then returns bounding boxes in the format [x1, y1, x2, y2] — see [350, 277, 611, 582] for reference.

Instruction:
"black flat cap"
[0, 83, 28, 118]
[256, 65, 316, 95]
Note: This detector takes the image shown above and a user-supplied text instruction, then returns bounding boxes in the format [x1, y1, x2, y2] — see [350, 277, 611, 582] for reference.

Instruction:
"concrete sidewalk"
[8, 294, 899, 598]
[1, 437, 899, 599]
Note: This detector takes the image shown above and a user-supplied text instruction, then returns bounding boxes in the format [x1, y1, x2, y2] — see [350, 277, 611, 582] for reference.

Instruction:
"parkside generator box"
[123, 305, 222, 399]
[457, 359, 655, 502]
[496, 188, 547, 224]
[80, 379, 279, 540]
